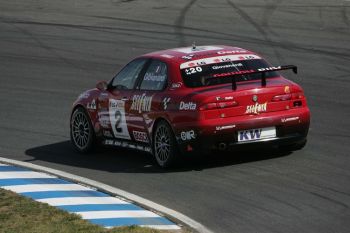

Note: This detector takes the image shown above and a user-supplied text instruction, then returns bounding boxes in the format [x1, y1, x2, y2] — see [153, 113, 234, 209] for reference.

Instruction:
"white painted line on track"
[2, 184, 93, 193]
[139, 225, 184, 230]
[77, 210, 160, 219]
[0, 171, 56, 179]
[0, 157, 214, 233]
[38, 196, 128, 206]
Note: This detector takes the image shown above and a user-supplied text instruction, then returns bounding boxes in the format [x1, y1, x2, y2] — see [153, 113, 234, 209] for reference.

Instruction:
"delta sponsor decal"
[245, 102, 267, 114]
[179, 101, 196, 110]
[133, 131, 149, 143]
[130, 93, 153, 113]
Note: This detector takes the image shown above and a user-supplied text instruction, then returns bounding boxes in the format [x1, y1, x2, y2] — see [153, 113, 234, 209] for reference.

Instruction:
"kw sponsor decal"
[180, 130, 195, 141]
[245, 102, 267, 114]
[133, 131, 149, 143]
[281, 116, 299, 123]
[87, 99, 96, 110]
[239, 129, 262, 141]
[162, 97, 171, 110]
[130, 93, 153, 113]
[179, 101, 196, 110]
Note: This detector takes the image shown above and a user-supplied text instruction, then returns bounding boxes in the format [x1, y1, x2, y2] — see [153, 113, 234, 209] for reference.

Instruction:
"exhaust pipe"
[218, 143, 227, 151]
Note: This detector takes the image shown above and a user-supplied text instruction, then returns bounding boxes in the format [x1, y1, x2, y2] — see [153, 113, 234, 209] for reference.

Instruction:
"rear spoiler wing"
[212, 65, 298, 90]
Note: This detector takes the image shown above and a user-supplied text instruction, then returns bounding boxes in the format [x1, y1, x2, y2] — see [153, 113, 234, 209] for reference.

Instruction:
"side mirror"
[96, 81, 108, 91]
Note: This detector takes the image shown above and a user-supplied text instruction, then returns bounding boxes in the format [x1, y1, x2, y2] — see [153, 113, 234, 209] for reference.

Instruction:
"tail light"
[272, 92, 305, 108]
[272, 94, 291, 102]
[199, 101, 238, 111]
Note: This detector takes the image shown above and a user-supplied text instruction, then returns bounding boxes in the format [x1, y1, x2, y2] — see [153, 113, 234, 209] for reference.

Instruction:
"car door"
[128, 59, 168, 144]
[98, 58, 148, 141]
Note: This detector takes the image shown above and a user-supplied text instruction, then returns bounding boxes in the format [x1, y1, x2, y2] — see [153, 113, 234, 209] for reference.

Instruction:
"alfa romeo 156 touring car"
[70, 45, 310, 168]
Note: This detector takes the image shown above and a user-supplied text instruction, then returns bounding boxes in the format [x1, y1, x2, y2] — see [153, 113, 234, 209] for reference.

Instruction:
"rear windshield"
[180, 59, 278, 88]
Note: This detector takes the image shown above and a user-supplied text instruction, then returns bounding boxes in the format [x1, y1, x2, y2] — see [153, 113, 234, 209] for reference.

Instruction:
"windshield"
[180, 58, 278, 88]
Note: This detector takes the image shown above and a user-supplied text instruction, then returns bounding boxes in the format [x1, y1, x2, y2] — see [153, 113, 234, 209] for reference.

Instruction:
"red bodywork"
[71, 45, 310, 154]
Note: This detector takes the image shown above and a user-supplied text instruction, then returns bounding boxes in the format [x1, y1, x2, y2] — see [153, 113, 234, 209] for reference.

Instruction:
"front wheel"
[153, 121, 179, 168]
[70, 107, 95, 153]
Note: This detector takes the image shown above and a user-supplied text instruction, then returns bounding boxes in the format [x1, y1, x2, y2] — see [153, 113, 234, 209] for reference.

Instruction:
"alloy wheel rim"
[72, 111, 90, 150]
[155, 125, 171, 163]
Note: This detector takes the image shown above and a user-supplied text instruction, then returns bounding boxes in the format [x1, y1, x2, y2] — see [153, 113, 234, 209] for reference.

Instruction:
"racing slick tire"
[153, 120, 179, 168]
[70, 107, 96, 153]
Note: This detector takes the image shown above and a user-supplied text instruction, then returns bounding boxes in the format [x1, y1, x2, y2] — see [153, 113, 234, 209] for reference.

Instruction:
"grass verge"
[0, 189, 181, 233]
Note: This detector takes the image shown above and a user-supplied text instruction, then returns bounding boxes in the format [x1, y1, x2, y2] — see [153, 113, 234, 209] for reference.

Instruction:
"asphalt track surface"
[0, 0, 350, 232]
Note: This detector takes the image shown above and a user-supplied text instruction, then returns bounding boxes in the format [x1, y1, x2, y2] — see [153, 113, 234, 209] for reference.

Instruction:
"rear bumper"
[174, 107, 310, 153]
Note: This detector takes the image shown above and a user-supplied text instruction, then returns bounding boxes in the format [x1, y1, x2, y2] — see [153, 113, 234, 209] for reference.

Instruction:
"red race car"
[70, 45, 310, 168]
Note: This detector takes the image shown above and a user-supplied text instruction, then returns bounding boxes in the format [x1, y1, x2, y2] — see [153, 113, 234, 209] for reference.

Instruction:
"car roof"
[142, 45, 257, 65]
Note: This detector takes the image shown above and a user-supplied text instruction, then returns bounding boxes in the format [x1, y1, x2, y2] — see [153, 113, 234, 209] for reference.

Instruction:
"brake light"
[199, 101, 238, 110]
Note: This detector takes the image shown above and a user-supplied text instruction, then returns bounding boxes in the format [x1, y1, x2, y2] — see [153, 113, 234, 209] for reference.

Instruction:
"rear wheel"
[153, 121, 178, 168]
[70, 107, 95, 153]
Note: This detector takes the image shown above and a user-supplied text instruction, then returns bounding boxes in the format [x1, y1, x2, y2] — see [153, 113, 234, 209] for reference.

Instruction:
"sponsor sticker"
[238, 127, 276, 142]
[180, 54, 261, 69]
[162, 97, 171, 110]
[217, 49, 247, 55]
[130, 93, 153, 113]
[281, 116, 299, 123]
[103, 130, 113, 138]
[179, 101, 196, 110]
[245, 102, 267, 114]
[109, 99, 130, 140]
[133, 131, 149, 143]
[144, 73, 166, 82]
[87, 99, 97, 110]
[215, 125, 236, 131]
[170, 82, 182, 89]
[103, 139, 151, 152]
[180, 130, 195, 141]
